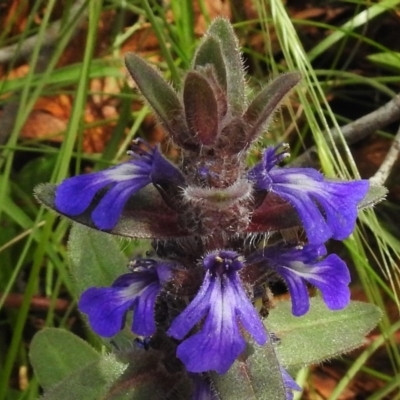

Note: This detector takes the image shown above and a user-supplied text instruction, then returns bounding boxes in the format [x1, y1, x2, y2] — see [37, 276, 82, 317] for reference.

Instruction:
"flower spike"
[32, 18, 383, 396]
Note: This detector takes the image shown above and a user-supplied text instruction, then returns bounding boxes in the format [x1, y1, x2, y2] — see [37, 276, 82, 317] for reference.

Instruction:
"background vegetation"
[1, 0, 400, 398]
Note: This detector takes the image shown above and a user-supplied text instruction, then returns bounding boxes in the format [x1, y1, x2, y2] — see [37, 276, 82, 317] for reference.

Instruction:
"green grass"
[1, 0, 400, 398]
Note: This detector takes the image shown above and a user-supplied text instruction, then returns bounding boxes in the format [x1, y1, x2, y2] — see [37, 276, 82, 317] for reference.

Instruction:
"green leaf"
[17, 156, 57, 196]
[30, 328, 100, 390]
[68, 224, 136, 348]
[266, 299, 382, 368]
[0, 60, 123, 94]
[207, 18, 245, 114]
[368, 52, 400, 72]
[39, 354, 127, 400]
[124, 53, 194, 149]
[244, 73, 301, 145]
[68, 223, 128, 295]
[31, 330, 192, 400]
[359, 184, 388, 210]
[211, 333, 287, 400]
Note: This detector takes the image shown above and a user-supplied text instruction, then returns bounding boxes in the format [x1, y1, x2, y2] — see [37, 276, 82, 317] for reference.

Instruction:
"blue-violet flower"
[79, 259, 172, 336]
[248, 145, 369, 244]
[168, 250, 267, 374]
[249, 243, 351, 316]
[281, 367, 301, 400]
[190, 374, 219, 400]
[55, 140, 184, 230]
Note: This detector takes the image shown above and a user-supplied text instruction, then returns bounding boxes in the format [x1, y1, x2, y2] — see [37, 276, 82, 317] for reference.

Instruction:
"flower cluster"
[45, 18, 370, 399]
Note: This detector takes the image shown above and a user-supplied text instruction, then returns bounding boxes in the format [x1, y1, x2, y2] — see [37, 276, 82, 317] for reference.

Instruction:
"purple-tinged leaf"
[247, 193, 301, 233]
[193, 35, 227, 91]
[124, 53, 196, 150]
[184, 72, 219, 146]
[244, 73, 301, 147]
[34, 183, 189, 239]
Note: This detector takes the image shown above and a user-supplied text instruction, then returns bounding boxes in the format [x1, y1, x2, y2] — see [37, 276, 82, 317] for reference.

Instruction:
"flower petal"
[167, 272, 213, 340]
[56, 161, 152, 229]
[78, 275, 142, 337]
[174, 275, 246, 374]
[269, 168, 369, 244]
[274, 265, 310, 316]
[55, 166, 132, 216]
[301, 254, 351, 310]
[229, 276, 267, 345]
[91, 178, 150, 229]
[281, 368, 301, 400]
[131, 281, 160, 335]
[190, 374, 219, 400]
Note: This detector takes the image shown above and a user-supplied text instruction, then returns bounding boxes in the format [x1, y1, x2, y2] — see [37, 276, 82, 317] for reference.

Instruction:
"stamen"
[128, 138, 155, 157]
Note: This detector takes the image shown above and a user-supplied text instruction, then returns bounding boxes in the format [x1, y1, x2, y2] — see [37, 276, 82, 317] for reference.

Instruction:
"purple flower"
[167, 250, 267, 374]
[79, 259, 172, 337]
[249, 244, 350, 316]
[281, 368, 301, 400]
[248, 145, 369, 244]
[190, 374, 219, 400]
[55, 140, 184, 230]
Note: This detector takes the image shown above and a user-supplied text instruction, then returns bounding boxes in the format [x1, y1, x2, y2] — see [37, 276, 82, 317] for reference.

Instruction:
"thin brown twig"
[369, 122, 400, 186]
[0, 1, 86, 64]
[291, 93, 400, 167]
[1, 292, 70, 312]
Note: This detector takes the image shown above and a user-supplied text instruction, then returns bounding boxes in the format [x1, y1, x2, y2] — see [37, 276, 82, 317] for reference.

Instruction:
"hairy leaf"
[184, 71, 219, 145]
[125, 53, 195, 150]
[211, 332, 287, 400]
[193, 35, 227, 91]
[207, 18, 245, 114]
[359, 184, 388, 209]
[67, 224, 135, 348]
[247, 193, 301, 233]
[68, 223, 128, 294]
[39, 354, 126, 400]
[30, 328, 99, 391]
[244, 73, 301, 146]
[34, 183, 189, 239]
[266, 299, 382, 368]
